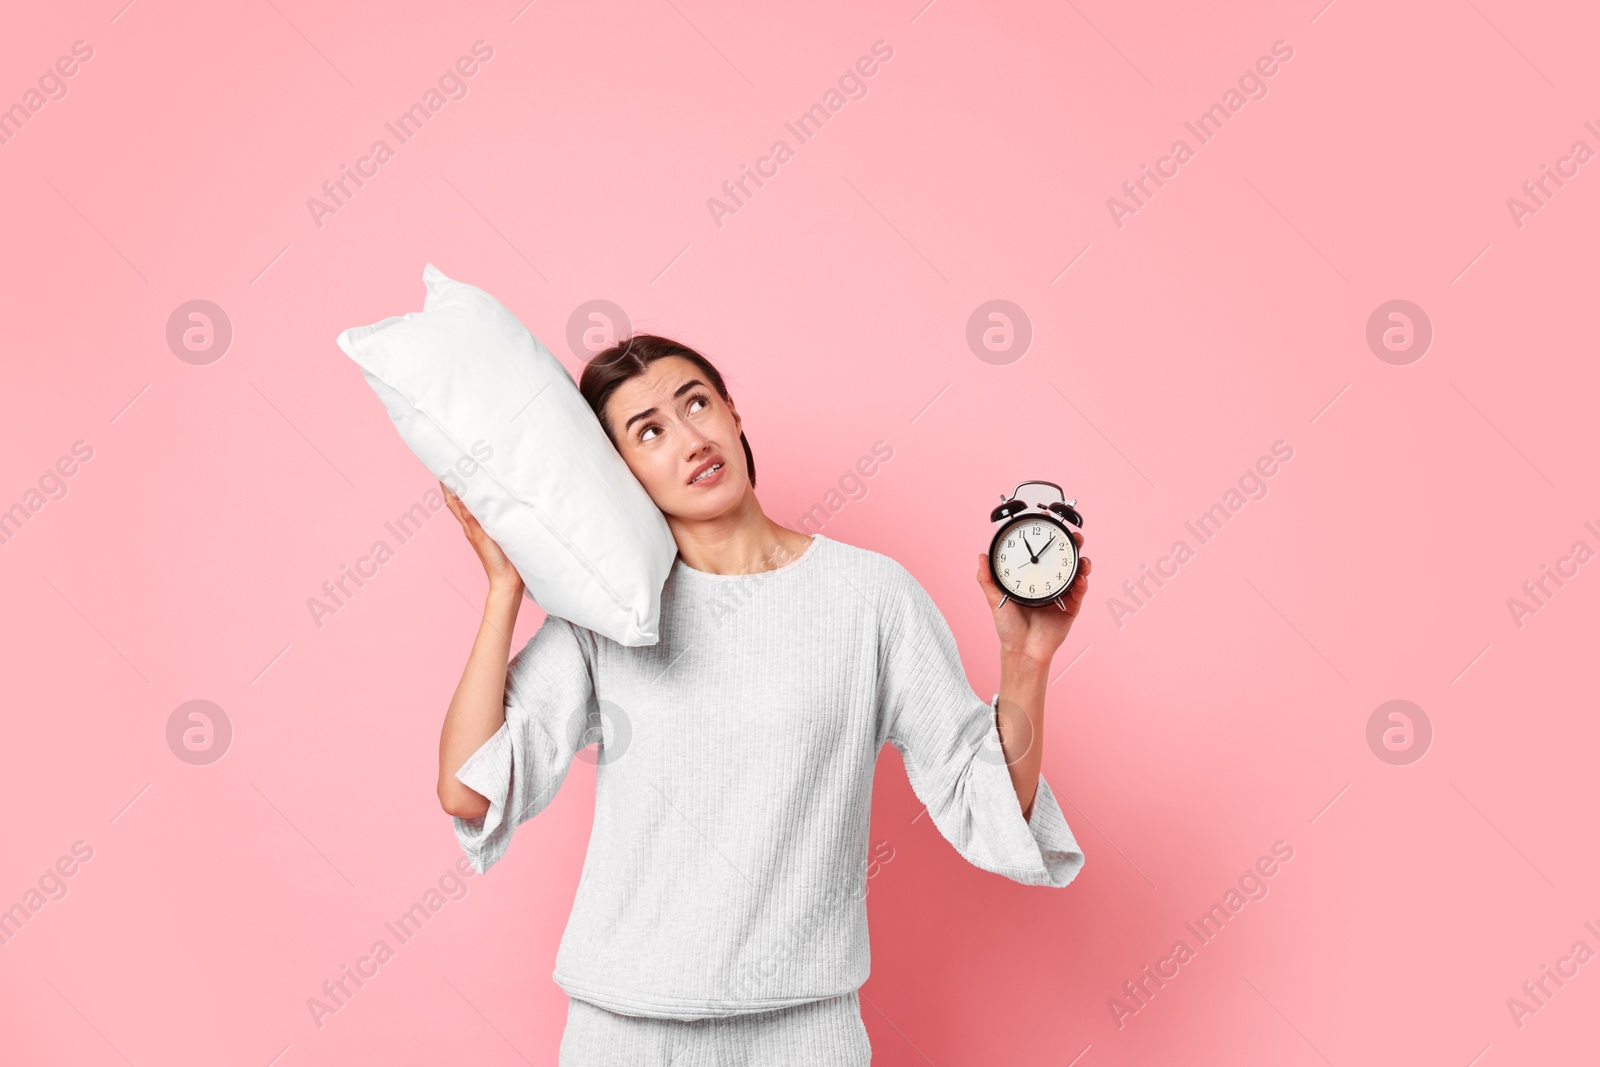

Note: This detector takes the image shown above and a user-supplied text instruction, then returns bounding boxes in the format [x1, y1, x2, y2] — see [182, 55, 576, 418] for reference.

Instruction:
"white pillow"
[336, 263, 676, 647]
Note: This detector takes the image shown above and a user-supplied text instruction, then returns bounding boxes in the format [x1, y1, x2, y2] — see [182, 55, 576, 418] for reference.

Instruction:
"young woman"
[436, 335, 1091, 1065]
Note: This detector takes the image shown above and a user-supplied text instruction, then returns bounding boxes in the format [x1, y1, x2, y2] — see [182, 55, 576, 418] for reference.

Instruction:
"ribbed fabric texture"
[558, 990, 871, 1065]
[451, 533, 1086, 1021]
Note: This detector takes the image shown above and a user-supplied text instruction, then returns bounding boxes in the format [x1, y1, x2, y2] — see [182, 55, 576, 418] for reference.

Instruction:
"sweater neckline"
[673, 534, 824, 583]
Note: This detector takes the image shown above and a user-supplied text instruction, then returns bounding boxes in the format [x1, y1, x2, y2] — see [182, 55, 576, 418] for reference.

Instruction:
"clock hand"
[1022, 534, 1039, 564]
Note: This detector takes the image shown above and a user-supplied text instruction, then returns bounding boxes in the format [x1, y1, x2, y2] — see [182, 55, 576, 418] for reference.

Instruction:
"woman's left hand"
[976, 529, 1091, 667]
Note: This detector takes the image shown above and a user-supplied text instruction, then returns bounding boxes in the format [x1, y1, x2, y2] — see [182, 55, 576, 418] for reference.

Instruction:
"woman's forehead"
[619, 356, 698, 397]
[612, 357, 710, 430]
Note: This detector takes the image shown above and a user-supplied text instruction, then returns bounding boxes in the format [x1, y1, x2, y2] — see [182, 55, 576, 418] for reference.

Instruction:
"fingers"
[1069, 529, 1088, 586]
[439, 482, 482, 532]
[975, 552, 1006, 612]
[440, 483, 466, 523]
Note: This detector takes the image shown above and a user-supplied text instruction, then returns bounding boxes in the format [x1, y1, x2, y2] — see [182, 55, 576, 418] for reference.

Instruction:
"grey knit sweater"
[450, 533, 1085, 1020]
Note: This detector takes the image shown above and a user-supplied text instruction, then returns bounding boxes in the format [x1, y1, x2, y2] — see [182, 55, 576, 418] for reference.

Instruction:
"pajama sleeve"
[879, 564, 1086, 888]
[450, 613, 599, 875]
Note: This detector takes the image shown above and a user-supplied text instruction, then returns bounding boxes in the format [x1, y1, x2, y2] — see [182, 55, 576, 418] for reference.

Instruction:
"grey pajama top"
[450, 533, 1085, 1020]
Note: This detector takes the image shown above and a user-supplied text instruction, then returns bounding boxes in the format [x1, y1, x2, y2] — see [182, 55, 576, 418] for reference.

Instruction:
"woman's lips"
[688, 462, 725, 487]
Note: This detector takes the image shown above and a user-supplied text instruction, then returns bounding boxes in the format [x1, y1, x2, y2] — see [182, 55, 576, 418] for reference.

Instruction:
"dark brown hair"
[579, 334, 756, 488]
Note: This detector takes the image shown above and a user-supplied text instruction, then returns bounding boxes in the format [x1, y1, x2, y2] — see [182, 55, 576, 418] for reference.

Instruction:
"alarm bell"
[990, 480, 1083, 528]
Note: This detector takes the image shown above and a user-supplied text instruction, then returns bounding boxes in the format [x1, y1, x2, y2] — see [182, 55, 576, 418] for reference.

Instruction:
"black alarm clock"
[987, 480, 1084, 610]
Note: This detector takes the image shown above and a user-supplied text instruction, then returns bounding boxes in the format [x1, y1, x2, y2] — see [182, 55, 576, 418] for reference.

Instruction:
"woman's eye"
[637, 394, 710, 442]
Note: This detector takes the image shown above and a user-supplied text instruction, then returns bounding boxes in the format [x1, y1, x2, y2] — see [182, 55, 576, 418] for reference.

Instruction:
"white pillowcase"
[336, 263, 676, 647]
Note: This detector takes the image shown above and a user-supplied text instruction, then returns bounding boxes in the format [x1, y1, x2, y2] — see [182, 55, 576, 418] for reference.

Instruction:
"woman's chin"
[665, 487, 743, 522]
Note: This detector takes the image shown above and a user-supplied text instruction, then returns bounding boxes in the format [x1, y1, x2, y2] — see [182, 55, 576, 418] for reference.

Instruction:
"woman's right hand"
[441, 482, 524, 594]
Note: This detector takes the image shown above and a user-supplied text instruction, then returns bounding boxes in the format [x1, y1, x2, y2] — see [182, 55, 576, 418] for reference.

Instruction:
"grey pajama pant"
[558, 990, 872, 1065]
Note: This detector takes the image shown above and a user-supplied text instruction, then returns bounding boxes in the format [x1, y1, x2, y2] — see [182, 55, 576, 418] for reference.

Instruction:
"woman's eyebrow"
[623, 379, 708, 432]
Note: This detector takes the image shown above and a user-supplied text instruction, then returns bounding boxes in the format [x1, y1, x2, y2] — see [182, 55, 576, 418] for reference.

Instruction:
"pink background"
[2, 0, 1596, 1063]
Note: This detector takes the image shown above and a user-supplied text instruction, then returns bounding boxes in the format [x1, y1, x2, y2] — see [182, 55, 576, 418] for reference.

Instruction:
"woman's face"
[603, 355, 746, 519]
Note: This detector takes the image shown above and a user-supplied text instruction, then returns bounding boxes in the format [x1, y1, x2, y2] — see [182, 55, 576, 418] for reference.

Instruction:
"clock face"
[991, 517, 1078, 602]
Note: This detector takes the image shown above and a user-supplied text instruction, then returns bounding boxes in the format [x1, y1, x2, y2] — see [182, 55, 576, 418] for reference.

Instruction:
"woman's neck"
[667, 497, 814, 576]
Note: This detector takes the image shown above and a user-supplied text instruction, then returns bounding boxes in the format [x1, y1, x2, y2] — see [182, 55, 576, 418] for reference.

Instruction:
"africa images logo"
[305, 41, 495, 230]
[1105, 40, 1295, 229]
